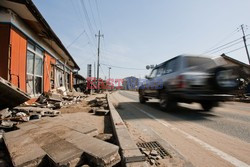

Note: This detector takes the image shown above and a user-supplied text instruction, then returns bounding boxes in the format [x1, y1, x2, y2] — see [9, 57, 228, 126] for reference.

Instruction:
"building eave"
[0, 0, 80, 70]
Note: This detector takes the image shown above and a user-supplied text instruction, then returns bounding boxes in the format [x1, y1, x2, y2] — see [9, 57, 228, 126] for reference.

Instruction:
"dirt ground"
[59, 100, 91, 114]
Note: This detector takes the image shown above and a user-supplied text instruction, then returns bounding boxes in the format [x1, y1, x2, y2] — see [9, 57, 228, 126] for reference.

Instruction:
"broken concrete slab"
[42, 139, 83, 166]
[56, 86, 67, 96]
[67, 91, 85, 97]
[61, 121, 99, 137]
[125, 161, 149, 167]
[13, 122, 119, 166]
[13, 107, 61, 117]
[0, 77, 30, 110]
[43, 92, 62, 102]
[94, 109, 109, 115]
[68, 133, 121, 167]
[95, 133, 113, 141]
[3, 134, 47, 167]
[0, 108, 11, 119]
[16, 123, 40, 131]
[0, 121, 14, 129]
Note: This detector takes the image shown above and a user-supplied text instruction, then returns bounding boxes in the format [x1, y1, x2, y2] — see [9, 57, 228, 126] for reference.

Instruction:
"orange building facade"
[0, 0, 80, 98]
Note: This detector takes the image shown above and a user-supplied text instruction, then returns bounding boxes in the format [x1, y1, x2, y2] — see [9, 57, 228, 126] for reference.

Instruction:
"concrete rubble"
[0, 76, 123, 166]
[139, 148, 162, 166]
[0, 86, 88, 129]
[1, 91, 122, 167]
[87, 96, 110, 116]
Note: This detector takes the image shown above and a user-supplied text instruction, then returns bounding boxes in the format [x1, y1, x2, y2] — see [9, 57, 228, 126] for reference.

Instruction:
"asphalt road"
[112, 90, 250, 167]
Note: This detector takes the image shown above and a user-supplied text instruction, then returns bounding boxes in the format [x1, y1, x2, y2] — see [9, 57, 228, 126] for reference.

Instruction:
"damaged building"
[0, 0, 80, 102]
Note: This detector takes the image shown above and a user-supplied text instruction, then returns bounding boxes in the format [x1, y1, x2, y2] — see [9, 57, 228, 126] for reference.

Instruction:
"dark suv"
[138, 55, 240, 111]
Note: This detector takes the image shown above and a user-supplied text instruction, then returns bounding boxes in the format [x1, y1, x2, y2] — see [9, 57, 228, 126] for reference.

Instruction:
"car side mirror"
[145, 75, 151, 79]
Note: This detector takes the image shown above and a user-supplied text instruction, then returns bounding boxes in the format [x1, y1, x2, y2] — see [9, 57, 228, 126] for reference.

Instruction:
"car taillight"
[177, 75, 186, 89]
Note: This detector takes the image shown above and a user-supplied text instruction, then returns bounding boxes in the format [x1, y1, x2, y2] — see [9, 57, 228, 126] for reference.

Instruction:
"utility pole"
[94, 62, 96, 78]
[108, 67, 111, 80]
[95, 30, 104, 92]
[240, 24, 250, 64]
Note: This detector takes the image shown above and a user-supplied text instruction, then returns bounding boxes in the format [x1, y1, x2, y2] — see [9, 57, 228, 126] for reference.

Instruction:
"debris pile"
[139, 148, 162, 166]
[137, 141, 170, 166]
[0, 85, 88, 129]
[0, 107, 60, 129]
[34, 88, 87, 109]
[2, 94, 121, 167]
[87, 96, 110, 115]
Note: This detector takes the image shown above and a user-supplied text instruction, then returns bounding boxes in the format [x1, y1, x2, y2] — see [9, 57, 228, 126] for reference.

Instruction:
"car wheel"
[200, 101, 214, 111]
[139, 90, 147, 103]
[159, 93, 168, 110]
[159, 92, 176, 111]
[139, 95, 146, 103]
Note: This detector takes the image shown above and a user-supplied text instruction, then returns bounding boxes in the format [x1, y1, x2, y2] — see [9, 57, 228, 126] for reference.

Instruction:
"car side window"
[164, 58, 178, 74]
[149, 68, 157, 78]
[156, 66, 164, 77]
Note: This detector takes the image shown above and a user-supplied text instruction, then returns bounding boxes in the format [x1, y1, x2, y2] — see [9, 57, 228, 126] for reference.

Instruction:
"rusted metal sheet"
[0, 77, 30, 110]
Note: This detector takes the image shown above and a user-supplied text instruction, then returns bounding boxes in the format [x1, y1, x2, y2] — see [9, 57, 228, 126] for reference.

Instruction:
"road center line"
[131, 104, 250, 167]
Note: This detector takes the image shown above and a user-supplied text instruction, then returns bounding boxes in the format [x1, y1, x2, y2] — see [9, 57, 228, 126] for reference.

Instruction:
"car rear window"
[186, 57, 216, 68]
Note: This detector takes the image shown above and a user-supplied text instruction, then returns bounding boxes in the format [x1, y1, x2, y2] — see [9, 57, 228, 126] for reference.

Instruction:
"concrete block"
[122, 149, 146, 163]
[44, 92, 62, 102]
[3, 130, 27, 142]
[42, 139, 83, 166]
[63, 122, 98, 137]
[3, 134, 46, 167]
[16, 123, 39, 131]
[33, 132, 61, 147]
[95, 109, 109, 115]
[68, 133, 120, 167]
[14, 107, 61, 117]
[125, 161, 149, 167]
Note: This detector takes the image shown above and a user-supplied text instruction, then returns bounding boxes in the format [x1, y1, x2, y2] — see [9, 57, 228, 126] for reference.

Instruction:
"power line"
[203, 37, 243, 54]
[101, 63, 147, 70]
[208, 40, 243, 55]
[94, 0, 103, 32]
[80, 0, 96, 42]
[88, 0, 98, 32]
[203, 28, 239, 53]
[225, 44, 250, 54]
[70, 0, 97, 56]
[66, 30, 85, 48]
[99, 65, 106, 78]
[203, 34, 250, 54]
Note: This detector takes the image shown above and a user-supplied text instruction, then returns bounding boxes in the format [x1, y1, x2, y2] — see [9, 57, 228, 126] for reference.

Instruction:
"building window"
[26, 42, 44, 96]
[50, 64, 55, 89]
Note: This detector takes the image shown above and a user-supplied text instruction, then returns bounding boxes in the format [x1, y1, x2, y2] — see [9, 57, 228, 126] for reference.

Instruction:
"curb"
[107, 94, 147, 166]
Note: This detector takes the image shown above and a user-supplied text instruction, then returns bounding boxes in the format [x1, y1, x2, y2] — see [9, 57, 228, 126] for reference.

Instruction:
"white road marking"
[131, 104, 250, 167]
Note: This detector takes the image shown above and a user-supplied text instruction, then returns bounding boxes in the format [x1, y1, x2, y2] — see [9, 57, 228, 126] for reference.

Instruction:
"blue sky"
[33, 0, 250, 79]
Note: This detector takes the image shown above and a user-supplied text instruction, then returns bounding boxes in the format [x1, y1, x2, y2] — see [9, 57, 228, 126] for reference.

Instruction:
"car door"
[150, 65, 165, 96]
[161, 57, 180, 90]
[144, 68, 158, 95]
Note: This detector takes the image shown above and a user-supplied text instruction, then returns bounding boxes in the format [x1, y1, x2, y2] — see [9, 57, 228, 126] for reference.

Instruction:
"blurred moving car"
[138, 55, 241, 111]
